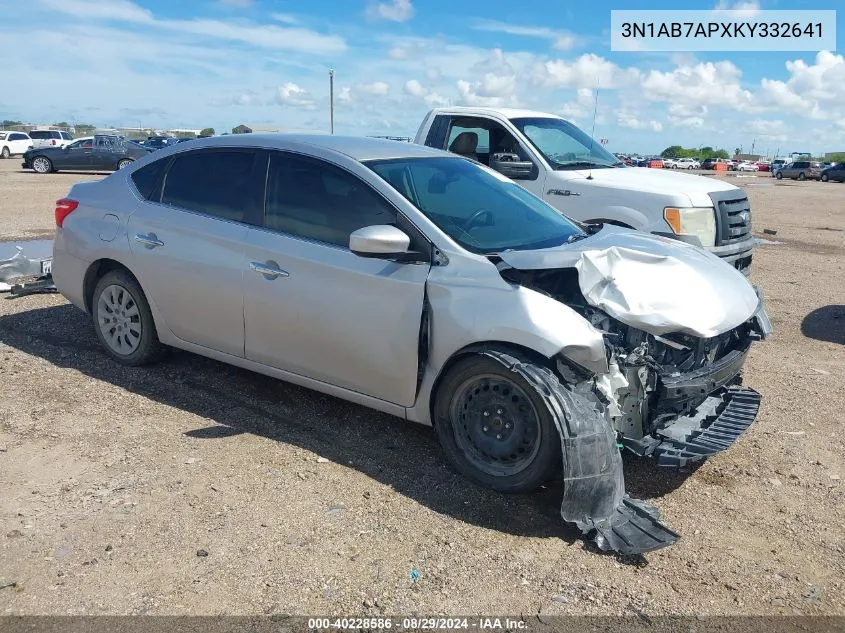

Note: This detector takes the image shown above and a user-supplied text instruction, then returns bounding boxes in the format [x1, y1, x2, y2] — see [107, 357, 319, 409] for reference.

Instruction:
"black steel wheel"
[433, 352, 562, 493]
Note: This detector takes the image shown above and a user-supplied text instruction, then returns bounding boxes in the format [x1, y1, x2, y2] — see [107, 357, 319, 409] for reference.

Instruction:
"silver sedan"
[52, 134, 771, 553]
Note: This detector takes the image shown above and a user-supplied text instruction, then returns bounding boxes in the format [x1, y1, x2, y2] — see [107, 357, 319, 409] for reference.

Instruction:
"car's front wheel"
[798, 172, 806, 181]
[117, 158, 133, 170]
[821, 173, 829, 182]
[776, 171, 783, 180]
[31, 156, 52, 173]
[92, 269, 166, 366]
[433, 351, 562, 493]
[1, 147, 9, 159]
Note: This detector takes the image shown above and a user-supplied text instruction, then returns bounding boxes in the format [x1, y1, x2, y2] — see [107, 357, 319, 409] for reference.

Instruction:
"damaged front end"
[494, 232, 771, 554]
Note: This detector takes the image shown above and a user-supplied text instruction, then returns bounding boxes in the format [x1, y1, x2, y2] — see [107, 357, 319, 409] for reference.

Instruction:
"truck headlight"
[663, 207, 716, 248]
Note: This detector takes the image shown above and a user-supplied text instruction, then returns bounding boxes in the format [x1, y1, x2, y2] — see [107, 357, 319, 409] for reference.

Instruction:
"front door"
[127, 147, 265, 357]
[243, 151, 429, 406]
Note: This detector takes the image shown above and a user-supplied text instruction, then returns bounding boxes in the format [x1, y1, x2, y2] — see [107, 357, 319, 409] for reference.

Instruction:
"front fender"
[405, 262, 607, 425]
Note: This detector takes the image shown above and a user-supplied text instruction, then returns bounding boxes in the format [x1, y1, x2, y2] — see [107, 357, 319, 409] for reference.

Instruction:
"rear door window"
[131, 158, 168, 201]
[161, 149, 264, 225]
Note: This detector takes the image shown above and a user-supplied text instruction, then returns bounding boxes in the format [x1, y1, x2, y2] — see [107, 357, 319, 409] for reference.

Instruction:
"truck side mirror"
[489, 152, 536, 180]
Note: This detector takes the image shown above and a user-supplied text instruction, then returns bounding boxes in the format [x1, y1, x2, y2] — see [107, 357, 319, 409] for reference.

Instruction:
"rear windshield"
[29, 131, 60, 139]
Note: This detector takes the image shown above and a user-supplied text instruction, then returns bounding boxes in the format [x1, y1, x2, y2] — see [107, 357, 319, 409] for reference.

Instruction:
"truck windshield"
[365, 156, 583, 254]
[511, 117, 620, 169]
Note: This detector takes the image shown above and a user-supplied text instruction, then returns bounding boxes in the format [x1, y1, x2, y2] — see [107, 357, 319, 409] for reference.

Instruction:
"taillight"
[51, 139, 56, 145]
[55, 198, 79, 227]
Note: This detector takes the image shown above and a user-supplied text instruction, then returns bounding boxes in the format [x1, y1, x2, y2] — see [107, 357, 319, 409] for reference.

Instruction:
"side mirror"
[489, 152, 536, 180]
[349, 225, 413, 259]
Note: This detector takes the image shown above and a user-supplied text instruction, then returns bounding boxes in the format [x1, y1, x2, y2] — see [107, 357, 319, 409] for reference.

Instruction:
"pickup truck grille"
[710, 193, 752, 246]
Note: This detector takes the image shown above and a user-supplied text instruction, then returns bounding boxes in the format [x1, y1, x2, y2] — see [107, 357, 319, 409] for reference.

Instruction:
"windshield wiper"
[554, 160, 614, 170]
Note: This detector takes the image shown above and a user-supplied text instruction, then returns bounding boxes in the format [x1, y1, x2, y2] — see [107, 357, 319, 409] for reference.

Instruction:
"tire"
[821, 174, 828, 182]
[433, 351, 562, 493]
[92, 269, 166, 366]
[1, 146, 9, 159]
[117, 158, 133, 170]
[798, 172, 806, 181]
[776, 171, 783, 180]
[32, 156, 52, 174]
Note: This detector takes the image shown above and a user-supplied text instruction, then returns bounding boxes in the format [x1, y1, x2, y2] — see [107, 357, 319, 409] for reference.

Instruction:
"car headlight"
[663, 206, 716, 248]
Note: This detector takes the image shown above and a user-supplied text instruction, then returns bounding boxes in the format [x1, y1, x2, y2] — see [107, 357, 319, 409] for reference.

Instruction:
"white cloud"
[38, 0, 345, 54]
[713, 1, 760, 17]
[758, 52, 844, 120]
[356, 81, 391, 96]
[366, 0, 414, 22]
[270, 13, 299, 24]
[668, 116, 705, 128]
[275, 83, 314, 107]
[534, 54, 638, 89]
[403, 79, 427, 98]
[639, 61, 754, 111]
[471, 19, 578, 50]
[618, 112, 663, 132]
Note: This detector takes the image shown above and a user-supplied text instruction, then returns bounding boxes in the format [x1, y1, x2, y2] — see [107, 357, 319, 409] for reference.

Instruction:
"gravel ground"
[0, 161, 843, 616]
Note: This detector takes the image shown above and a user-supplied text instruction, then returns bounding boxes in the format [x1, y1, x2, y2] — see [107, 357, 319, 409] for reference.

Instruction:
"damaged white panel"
[574, 245, 760, 338]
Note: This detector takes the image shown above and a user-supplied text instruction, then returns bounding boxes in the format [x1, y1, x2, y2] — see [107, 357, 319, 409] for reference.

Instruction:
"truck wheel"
[117, 159, 133, 170]
[433, 351, 562, 493]
[92, 269, 166, 366]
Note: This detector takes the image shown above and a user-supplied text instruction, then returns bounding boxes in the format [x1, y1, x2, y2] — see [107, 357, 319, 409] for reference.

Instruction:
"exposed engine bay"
[499, 265, 770, 455]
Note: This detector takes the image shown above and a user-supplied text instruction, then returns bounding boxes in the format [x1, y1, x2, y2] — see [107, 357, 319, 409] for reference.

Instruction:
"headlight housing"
[663, 206, 716, 248]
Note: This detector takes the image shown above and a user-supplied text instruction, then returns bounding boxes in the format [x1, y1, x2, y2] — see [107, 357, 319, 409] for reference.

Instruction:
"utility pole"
[329, 68, 334, 134]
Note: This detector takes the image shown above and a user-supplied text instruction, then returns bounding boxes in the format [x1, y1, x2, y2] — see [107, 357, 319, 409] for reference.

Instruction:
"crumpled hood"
[497, 225, 760, 338]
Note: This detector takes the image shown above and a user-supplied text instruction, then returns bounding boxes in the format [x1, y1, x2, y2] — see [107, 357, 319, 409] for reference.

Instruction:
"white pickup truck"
[414, 107, 754, 274]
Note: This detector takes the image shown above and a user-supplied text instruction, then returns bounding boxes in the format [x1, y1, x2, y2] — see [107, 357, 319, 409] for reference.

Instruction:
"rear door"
[242, 150, 429, 406]
[127, 147, 265, 357]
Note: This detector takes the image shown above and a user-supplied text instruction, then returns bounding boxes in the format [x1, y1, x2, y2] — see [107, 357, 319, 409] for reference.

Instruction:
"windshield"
[510, 117, 620, 169]
[365, 156, 582, 254]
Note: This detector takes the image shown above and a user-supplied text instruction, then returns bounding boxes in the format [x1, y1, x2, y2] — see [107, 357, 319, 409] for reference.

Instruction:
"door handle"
[249, 261, 289, 279]
[547, 189, 581, 197]
[134, 233, 164, 248]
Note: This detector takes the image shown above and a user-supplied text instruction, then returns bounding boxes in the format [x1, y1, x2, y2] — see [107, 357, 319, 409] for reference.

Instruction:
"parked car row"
[21, 134, 153, 173]
[0, 129, 75, 158]
[771, 160, 843, 182]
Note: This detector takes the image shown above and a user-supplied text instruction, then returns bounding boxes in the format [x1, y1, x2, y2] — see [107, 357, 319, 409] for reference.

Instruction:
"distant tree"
[826, 152, 845, 163]
[54, 121, 69, 127]
[713, 149, 730, 159]
[2, 119, 24, 127]
[74, 124, 96, 135]
[660, 145, 684, 158]
[734, 147, 742, 157]
[231, 124, 252, 134]
[199, 127, 215, 137]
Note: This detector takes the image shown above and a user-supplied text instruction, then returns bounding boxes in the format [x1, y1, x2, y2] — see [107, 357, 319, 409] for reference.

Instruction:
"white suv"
[674, 157, 700, 169]
[28, 129, 74, 149]
[0, 131, 33, 158]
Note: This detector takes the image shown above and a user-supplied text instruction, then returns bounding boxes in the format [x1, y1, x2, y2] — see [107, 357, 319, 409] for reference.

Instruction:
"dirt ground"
[0, 160, 843, 617]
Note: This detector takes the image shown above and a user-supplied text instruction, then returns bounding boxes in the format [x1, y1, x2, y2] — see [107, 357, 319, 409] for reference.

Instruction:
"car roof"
[164, 133, 447, 161]
[430, 106, 564, 120]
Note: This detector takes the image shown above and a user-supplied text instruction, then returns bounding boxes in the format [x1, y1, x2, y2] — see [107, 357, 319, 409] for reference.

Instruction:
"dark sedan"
[22, 134, 152, 174]
[820, 163, 845, 182]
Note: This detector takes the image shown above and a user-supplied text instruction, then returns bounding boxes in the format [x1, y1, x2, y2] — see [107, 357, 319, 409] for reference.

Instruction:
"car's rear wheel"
[92, 269, 165, 366]
[1, 147, 9, 159]
[433, 352, 562, 493]
[798, 172, 806, 181]
[117, 158, 133, 170]
[32, 156, 52, 173]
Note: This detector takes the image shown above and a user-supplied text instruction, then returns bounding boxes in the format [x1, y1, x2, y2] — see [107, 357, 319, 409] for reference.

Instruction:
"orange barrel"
[714, 162, 728, 171]
[648, 159, 663, 168]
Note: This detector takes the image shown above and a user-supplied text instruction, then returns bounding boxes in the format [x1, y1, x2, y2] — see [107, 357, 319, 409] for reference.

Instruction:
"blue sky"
[1, 0, 842, 154]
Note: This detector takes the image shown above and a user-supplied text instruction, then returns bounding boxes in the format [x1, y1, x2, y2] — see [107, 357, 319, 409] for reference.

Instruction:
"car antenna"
[586, 78, 599, 180]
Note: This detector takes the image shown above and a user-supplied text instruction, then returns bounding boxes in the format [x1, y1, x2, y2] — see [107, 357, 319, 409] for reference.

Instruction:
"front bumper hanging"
[622, 386, 762, 467]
